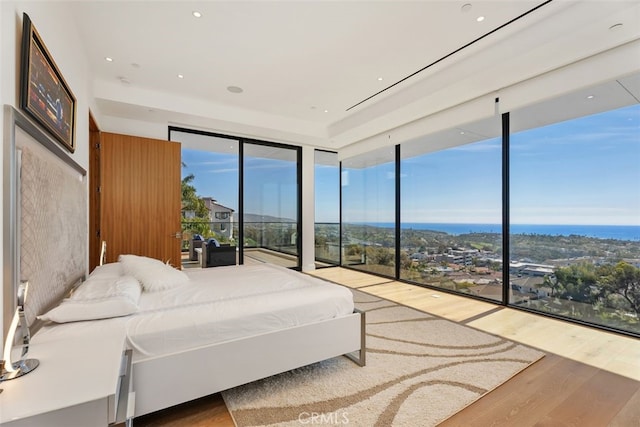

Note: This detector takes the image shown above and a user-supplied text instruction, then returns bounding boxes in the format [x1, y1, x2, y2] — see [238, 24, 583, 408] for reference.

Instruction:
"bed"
[36, 258, 366, 418]
[3, 105, 364, 422]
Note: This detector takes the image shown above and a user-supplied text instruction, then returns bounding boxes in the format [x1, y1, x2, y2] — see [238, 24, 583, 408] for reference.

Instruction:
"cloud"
[511, 206, 640, 225]
[449, 140, 501, 153]
[203, 168, 239, 174]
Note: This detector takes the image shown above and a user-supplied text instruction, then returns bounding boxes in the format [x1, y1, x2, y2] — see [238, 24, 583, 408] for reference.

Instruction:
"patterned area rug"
[222, 290, 544, 426]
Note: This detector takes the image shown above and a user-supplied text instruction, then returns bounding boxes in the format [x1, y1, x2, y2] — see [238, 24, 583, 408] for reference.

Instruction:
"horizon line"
[341, 222, 640, 227]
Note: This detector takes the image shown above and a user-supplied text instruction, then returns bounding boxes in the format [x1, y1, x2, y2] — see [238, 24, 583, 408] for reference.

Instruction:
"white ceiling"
[72, 1, 640, 150]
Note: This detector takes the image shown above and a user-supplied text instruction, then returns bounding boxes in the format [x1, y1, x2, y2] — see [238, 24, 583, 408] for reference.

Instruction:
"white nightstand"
[0, 318, 132, 427]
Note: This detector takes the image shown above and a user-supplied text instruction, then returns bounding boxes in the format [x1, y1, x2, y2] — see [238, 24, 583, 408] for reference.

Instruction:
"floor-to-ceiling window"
[315, 150, 340, 267]
[510, 101, 640, 335]
[170, 128, 301, 269]
[338, 73, 639, 337]
[341, 146, 396, 277]
[400, 118, 503, 301]
[243, 142, 300, 268]
[170, 130, 239, 265]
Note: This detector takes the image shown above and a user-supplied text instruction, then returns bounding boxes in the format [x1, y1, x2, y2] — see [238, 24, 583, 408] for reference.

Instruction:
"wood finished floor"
[133, 267, 640, 427]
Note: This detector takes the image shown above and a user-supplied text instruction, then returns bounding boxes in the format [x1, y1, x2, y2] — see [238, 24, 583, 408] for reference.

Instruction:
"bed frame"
[132, 308, 366, 417]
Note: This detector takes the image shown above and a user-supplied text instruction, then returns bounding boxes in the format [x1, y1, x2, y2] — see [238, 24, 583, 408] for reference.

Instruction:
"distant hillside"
[244, 213, 296, 223]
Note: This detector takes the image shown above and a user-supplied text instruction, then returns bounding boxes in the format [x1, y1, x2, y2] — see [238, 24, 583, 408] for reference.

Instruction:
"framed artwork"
[20, 13, 76, 153]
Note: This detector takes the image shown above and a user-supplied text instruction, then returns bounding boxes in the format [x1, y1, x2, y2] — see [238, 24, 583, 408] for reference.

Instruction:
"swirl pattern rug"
[222, 290, 544, 426]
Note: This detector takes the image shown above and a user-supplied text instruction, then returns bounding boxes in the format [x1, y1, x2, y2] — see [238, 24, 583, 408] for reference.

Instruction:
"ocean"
[356, 222, 640, 242]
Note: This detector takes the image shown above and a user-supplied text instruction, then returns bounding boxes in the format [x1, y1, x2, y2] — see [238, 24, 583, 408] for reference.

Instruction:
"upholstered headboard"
[2, 105, 87, 341]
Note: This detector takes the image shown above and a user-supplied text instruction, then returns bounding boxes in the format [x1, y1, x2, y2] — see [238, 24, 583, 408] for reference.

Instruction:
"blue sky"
[183, 103, 639, 226]
[509, 105, 640, 225]
[182, 149, 239, 211]
[315, 163, 340, 223]
[181, 150, 298, 220]
[342, 103, 639, 225]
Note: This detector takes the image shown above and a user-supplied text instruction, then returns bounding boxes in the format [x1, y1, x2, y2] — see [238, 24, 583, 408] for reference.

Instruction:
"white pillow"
[119, 254, 189, 292]
[89, 262, 123, 279]
[38, 275, 141, 323]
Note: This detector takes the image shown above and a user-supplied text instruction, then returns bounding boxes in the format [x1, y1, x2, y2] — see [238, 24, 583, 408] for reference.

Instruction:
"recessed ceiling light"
[460, 131, 465, 135]
[324, 110, 329, 113]
[377, 77, 383, 81]
[118, 76, 130, 85]
[105, 57, 113, 62]
[476, 16, 485, 22]
[192, 11, 202, 18]
[177, 74, 184, 79]
[227, 86, 243, 93]
[587, 95, 594, 99]
[461, 3, 472, 13]
[131, 63, 140, 69]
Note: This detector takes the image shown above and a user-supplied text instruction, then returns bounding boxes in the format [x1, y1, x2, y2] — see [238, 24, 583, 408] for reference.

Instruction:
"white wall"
[1, 2, 91, 170]
[301, 146, 315, 272]
[0, 0, 4, 357]
[1, 1, 93, 356]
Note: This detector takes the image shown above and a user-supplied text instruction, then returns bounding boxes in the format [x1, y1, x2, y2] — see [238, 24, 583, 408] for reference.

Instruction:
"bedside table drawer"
[111, 349, 133, 425]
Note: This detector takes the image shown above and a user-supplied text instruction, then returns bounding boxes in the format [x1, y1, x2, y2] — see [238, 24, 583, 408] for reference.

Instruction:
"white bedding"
[126, 264, 354, 361]
[137, 263, 339, 311]
[34, 263, 354, 363]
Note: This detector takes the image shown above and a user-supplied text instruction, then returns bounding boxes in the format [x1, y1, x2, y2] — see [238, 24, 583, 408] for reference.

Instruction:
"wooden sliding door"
[100, 133, 182, 267]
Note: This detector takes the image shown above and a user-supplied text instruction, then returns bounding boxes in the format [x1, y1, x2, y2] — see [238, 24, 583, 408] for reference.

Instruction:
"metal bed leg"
[345, 309, 366, 367]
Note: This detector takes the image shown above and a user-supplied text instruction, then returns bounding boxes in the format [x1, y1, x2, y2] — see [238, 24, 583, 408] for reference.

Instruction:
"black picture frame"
[20, 13, 76, 153]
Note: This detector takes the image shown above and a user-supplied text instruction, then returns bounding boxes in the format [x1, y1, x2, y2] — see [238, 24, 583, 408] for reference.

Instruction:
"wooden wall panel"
[88, 113, 101, 271]
[101, 133, 182, 267]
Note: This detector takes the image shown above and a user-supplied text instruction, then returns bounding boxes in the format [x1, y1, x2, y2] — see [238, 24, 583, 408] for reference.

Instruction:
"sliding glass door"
[243, 142, 300, 268]
[170, 128, 301, 269]
[170, 130, 239, 266]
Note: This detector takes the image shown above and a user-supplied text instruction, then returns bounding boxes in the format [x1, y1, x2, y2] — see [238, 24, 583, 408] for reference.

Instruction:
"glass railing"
[182, 221, 300, 253]
[242, 221, 299, 257]
[181, 220, 237, 265]
[181, 220, 236, 248]
[182, 220, 300, 266]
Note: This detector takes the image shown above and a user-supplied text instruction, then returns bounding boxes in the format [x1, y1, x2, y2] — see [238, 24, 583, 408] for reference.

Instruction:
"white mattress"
[126, 264, 354, 361]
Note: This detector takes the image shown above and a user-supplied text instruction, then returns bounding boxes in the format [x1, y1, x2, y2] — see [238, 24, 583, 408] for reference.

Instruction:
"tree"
[541, 274, 561, 297]
[599, 261, 640, 316]
[400, 251, 413, 270]
[553, 263, 598, 303]
[183, 216, 212, 237]
[488, 260, 502, 272]
[181, 172, 218, 244]
[181, 174, 209, 218]
[366, 246, 394, 266]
